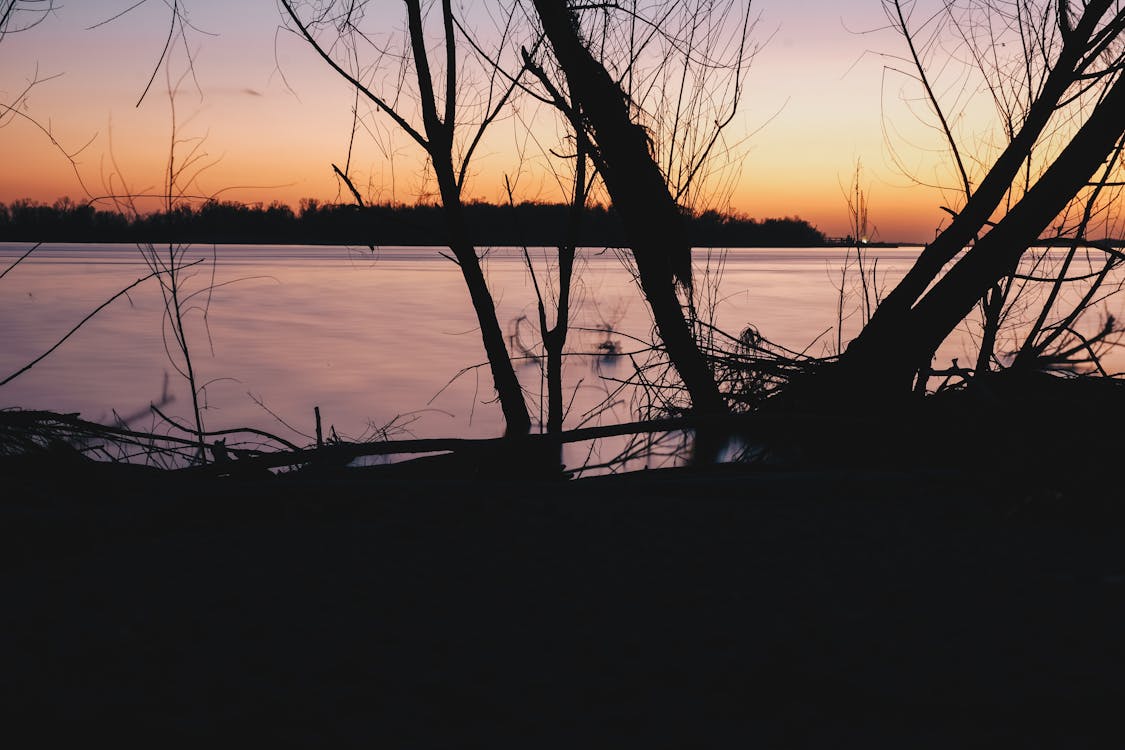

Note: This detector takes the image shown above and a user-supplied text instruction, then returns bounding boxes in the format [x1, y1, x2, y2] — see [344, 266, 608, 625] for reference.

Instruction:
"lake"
[2, 243, 1121, 471]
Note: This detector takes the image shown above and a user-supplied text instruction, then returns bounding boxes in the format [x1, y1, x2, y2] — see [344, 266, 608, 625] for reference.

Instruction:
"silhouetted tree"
[804, 0, 1125, 406]
[279, 0, 533, 436]
[837, 0, 1125, 398]
[530, 0, 756, 419]
[499, 81, 592, 436]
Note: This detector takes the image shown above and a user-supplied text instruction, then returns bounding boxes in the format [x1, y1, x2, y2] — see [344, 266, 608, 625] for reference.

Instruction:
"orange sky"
[0, 1, 977, 243]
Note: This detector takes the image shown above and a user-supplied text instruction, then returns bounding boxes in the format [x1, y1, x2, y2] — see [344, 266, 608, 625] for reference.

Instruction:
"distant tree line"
[0, 197, 828, 247]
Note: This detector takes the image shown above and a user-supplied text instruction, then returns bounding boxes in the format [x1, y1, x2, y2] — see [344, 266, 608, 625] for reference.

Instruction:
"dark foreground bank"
[2, 462, 1123, 747]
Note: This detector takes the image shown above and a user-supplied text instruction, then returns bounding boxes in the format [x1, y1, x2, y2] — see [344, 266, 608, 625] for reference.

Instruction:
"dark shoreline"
[3, 461, 1122, 745]
[0, 199, 831, 248]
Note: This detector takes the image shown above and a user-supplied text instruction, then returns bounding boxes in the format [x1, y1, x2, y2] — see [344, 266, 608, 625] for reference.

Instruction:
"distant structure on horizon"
[823, 235, 903, 248]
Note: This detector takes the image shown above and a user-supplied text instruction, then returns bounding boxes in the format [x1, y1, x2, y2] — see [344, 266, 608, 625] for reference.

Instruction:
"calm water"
[2, 243, 1120, 469]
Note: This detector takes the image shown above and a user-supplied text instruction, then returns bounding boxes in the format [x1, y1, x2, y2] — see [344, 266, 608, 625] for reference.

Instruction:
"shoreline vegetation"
[0, 197, 840, 247]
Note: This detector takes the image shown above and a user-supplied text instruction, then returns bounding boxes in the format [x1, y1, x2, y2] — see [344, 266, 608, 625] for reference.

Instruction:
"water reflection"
[2, 243, 1121, 473]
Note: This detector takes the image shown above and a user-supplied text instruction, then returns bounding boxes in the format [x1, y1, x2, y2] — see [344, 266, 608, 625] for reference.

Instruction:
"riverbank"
[3, 461, 1122, 746]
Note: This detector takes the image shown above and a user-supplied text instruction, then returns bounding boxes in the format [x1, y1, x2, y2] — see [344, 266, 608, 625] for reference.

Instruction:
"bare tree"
[278, 0, 533, 436]
[528, 0, 756, 419]
[503, 131, 590, 436]
[87, 3, 222, 463]
[815, 0, 1125, 403]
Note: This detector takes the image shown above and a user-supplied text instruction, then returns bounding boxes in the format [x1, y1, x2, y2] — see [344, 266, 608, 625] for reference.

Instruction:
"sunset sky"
[0, 1, 975, 242]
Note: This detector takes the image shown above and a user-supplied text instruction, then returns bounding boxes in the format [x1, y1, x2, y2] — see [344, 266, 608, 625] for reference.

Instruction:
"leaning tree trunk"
[533, 0, 727, 418]
[859, 0, 1116, 340]
[825, 71, 1125, 406]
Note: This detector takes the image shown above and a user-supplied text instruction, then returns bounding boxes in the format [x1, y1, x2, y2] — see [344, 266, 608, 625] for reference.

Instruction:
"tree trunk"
[532, 0, 727, 418]
[830, 72, 1125, 405]
[545, 132, 584, 434]
[406, 0, 531, 437]
[854, 0, 1116, 346]
[432, 151, 532, 436]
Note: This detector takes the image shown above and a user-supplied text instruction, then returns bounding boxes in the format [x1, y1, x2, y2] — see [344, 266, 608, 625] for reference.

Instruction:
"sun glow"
[0, 1, 962, 243]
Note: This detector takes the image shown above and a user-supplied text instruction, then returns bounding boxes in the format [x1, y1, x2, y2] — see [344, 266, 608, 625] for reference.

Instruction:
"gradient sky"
[0, 1, 970, 242]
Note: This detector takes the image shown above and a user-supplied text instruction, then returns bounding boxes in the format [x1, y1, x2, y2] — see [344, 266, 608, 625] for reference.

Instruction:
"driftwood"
[5, 368, 1124, 483]
[1, 407, 853, 480]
